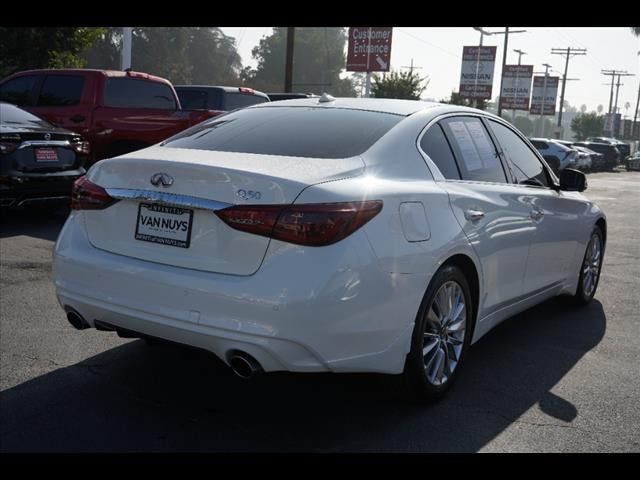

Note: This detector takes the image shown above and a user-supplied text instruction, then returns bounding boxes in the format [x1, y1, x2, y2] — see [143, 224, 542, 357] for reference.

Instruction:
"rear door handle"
[530, 208, 544, 221]
[70, 115, 85, 123]
[464, 209, 485, 221]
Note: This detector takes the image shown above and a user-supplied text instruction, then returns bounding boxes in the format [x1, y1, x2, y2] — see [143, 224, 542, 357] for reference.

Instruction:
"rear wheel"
[574, 226, 604, 304]
[402, 265, 473, 402]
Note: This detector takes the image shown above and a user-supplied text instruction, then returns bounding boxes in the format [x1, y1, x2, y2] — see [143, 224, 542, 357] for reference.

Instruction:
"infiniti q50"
[52, 97, 605, 401]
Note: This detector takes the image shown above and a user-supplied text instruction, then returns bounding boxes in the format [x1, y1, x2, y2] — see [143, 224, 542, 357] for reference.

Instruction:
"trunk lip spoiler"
[105, 188, 232, 211]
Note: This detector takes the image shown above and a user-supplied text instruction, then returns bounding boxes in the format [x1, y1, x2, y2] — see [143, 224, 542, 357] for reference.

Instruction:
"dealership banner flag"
[459, 46, 497, 100]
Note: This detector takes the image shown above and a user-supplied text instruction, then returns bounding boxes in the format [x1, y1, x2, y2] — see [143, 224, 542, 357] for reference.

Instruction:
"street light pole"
[473, 27, 526, 114]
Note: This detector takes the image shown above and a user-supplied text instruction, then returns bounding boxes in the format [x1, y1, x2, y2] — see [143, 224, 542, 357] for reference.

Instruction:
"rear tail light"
[215, 200, 383, 247]
[72, 140, 90, 155]
[71, 176, 118, 210]
[0, 142, 18, 154]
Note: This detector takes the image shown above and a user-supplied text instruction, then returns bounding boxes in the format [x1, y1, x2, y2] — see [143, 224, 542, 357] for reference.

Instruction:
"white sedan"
[53, 97, 606, 401]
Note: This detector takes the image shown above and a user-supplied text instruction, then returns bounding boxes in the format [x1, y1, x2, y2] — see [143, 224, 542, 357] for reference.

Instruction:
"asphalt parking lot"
[1, 171, 639, 453]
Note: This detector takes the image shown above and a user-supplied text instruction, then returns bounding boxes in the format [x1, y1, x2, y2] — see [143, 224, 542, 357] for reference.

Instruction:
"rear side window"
[0, 75, 39, 106]
[37, 75, 84, 106]
[441, 117, 506, 183]
[177, 89, 208, 110]
[162, 106, 403, 159]
[104, 78, 177, 109]
[489, 120, 550, 188]
[419, 123, 460, 179]
[224, 92, 269, 111]
[530, 140, 548, 150]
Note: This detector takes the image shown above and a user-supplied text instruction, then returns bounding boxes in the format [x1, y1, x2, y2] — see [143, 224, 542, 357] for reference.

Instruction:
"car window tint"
[37, 75, 84, 106]
[225, 92, 269, 110]
[162, 106, 403, 159]
[0, 75, 39, 106]
[419, 123, 460, 179]
[177, 89, 207, 110]
[530, 140, 548, 149]
[441, 117, 506, 183]
[104, 78, 176, 109]
[489, 120, 550, 188]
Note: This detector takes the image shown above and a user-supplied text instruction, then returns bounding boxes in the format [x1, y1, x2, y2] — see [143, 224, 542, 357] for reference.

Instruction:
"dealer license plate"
[34, 148, 58, 162]
[135, 203, 194, 248]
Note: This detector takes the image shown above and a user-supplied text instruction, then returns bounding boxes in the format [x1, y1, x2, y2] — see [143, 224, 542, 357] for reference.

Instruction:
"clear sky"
[222, 27, 640, 116]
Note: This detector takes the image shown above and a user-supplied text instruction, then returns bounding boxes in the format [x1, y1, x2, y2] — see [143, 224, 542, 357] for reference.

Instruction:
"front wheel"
[574, 226, 604, 304]
[402, 265, 473, 402]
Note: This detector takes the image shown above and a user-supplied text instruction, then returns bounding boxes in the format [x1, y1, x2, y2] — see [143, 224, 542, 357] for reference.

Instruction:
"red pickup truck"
[0, 69, 221, 164]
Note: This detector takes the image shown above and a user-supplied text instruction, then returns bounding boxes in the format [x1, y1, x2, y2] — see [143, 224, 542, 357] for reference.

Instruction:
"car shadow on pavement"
[0, 207, 68, 242]
[0, 297, 606, 452]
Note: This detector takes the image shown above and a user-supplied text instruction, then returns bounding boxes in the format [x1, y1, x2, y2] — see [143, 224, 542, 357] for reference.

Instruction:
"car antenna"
[318, 92, 335, 103]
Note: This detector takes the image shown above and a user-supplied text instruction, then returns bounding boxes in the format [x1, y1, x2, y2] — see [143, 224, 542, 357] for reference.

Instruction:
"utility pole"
[284, 27, 295, 93]
[551, 47, 586, 138]
[121, 27, 132, 70]
[401, 58, 422, 76]
[602, 70, 631, 113]
[634, 80, 640, 140]
[473, 27, 526, 112]
[601, 70, 634, 136]
[614, 73, 635, 115]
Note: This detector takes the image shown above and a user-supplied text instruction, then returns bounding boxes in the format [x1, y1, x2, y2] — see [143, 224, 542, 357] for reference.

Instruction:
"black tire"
[402, 264, 474, 403]
[573, 226, 604, 305]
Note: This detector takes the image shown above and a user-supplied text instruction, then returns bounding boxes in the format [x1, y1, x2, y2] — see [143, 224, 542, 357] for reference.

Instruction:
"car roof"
[175, 85, 267, 95]
[247, 97, 470, 117]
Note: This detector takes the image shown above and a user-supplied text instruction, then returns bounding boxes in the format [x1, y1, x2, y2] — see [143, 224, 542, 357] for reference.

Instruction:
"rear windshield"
[0, 102, 50, 127]
[162, 106, 403, 159]
[224, 92, 269, 110]
[104, 77, 176, 109]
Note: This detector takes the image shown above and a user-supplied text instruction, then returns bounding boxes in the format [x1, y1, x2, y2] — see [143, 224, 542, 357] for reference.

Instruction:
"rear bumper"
[0, 168, 84, 208]
[53, 212, 427, 374]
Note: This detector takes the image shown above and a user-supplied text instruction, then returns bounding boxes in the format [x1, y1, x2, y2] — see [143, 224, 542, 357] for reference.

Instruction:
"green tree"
[370, 70, 427, 100]
[0, 27, 104, 78]
[246, 27, 356, 96]
[571, 112, 604, 140]
[440, 91, 488, 110]
[84, 27, 242, 85]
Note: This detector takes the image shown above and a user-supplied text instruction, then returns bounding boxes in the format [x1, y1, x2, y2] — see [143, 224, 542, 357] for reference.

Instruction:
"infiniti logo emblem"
[150, 172, 174, 187]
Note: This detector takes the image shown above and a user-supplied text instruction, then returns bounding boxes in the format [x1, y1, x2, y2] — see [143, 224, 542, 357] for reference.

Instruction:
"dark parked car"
[175, 86, 269, 111]
[0, 102, 88, 209]
[267, 92, 319, 101]
[573, 141, 621, 170]
[587, 137, 630, 159]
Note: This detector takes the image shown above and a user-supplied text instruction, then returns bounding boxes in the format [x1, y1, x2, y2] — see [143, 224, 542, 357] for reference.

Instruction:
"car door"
[486, 119, 582, 294]
[29, 73, 93, 137]
[420, 115, 535, 317]
[92, 76, 191, 159]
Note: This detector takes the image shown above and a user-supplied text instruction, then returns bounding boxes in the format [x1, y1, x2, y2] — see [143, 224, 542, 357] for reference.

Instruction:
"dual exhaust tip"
[64, 306, 264, 380]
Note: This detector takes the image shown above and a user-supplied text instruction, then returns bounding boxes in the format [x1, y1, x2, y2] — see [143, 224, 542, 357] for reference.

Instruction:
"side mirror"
[559, 168, 587, 192]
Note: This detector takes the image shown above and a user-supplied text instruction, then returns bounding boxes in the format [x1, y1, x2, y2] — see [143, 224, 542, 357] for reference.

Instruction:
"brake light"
[239, 87, 255, 94]
[0, 142, 18, 154]
[215, 200, 383, 246]
[72, 140, 90, 155]
[71, 176, 118, 210]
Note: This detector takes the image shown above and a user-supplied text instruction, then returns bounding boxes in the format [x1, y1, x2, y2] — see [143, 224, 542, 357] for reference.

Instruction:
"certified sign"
[499, 65, 533, 111]
[346, 27, 393, 72]
[459, 46, 497, 100]
[529, 76, 559, 115]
